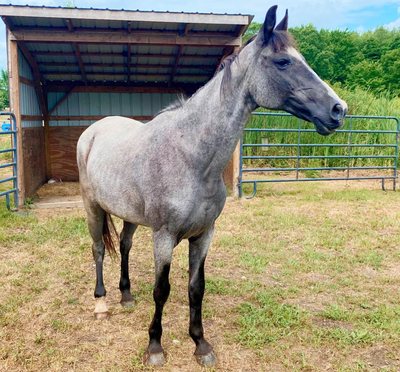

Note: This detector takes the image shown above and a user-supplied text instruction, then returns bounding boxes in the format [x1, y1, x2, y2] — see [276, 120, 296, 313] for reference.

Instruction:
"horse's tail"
[102, 212, 118, 257]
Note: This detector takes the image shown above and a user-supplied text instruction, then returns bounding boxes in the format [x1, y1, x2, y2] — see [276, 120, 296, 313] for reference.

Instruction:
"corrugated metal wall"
[18, 49, 42, 128]
[48, 92, 178, 126]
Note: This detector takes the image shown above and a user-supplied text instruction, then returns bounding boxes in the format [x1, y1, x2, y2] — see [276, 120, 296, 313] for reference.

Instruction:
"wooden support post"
[222, 45, 241, 197]
[8, 32, 25, 206]
[42, 89, 51, 180]
[223, 142, 240, 198]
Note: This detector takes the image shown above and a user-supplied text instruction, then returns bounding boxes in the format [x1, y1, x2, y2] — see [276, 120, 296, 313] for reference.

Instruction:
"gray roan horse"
[77, 5, 347, 368]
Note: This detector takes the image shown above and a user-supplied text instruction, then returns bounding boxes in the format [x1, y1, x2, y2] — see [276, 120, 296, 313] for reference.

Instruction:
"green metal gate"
[0, 112, 18, 209]
[239, 113, 399, 198]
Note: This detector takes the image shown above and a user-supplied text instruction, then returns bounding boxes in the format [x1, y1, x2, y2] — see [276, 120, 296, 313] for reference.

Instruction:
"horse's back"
[79, 116, 144, 145]
[78, 116, 144, 164]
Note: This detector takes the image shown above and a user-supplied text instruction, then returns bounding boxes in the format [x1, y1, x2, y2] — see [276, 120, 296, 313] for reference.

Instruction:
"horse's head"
[247, 5, 347, 135]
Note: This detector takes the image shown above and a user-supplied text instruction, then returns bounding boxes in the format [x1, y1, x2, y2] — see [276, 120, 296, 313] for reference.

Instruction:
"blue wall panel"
[48, 92, 178, 127]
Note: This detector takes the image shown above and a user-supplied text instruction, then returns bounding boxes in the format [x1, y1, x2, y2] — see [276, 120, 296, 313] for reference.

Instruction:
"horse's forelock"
[269, 30, 296, 52]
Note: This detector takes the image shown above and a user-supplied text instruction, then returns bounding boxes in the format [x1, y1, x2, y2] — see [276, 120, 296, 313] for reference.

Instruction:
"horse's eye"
[274, 58, 291, 70]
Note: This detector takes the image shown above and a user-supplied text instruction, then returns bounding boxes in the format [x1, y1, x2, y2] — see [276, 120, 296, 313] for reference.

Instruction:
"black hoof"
[144, 352, 165, 367]
[196, 352, 217, 367]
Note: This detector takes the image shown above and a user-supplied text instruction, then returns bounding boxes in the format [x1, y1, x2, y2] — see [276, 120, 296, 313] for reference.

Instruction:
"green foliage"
[243, 23, 400, 97]
[0, 69, 9, 111]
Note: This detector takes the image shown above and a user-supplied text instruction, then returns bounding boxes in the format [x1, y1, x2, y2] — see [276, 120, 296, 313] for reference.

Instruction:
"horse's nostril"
[331, 103, 343, 120]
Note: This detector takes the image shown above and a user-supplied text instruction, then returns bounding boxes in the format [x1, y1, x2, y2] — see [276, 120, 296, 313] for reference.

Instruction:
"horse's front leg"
[188, 226, 217, 367]
[144, 229, 174, 367]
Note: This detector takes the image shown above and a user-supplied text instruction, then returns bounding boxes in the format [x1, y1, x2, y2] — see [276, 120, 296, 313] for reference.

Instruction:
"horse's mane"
[156, 30, 296, 115]
[156, 94, 188, 116]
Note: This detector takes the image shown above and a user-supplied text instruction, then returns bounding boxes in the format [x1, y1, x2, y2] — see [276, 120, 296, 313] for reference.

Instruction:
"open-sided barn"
[0, 5, 252, 205]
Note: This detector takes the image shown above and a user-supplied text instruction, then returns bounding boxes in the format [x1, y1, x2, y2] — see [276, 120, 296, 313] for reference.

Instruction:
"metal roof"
[0, 4, 253, 92]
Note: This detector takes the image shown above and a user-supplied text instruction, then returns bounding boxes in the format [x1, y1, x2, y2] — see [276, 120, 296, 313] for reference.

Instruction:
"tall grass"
[0, 135, 12, 162]
[244, 86, 400, 170]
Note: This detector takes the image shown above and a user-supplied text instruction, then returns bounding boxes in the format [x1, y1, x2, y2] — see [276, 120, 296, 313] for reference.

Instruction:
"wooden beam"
[43, 71, 211, 78]
[222, 142, 241, 197]
[44, 82, 199, 93]
[21, 115, 44, 121]
[10, 30, 242, 47]
[37, 61, 216, 71]
[127, 21, 131, 34]
[10, 25, 238, 37]
[19, 75, 35, 87]
[16, 41, 46, 85]
[49, 115, 154, 121]
[1, 16, 14, 30]
[65, 18, 74, 32]
[31, 51, 221, 60]
[127, 44, 131, 84]
[8, 34, 25, 206]
[0, 6, 252, 26]
[64, 86, 186, 94]
[48, 86, 77, 115]
[234, 25, 247, 37]
[169, 45, 183, 86]
[72, 43, 88, 85]
[17, 42, 48, 115]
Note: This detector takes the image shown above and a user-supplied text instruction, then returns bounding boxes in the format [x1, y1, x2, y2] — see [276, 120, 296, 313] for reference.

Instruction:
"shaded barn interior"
[0, 5, 252, 205]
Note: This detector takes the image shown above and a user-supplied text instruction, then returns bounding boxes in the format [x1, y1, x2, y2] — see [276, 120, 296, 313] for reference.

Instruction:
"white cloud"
[385, 18, 400, 29]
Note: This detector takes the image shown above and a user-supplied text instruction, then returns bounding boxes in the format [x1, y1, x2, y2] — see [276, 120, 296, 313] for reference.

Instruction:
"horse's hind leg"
[85, 202, 109, 320]
[119, 221, 137, 307]
[188, 226, 217, 367]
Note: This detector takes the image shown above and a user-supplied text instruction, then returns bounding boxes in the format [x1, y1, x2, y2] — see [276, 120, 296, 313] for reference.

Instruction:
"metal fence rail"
[239, 113, 399, 198]
[0, 112, 18, 209]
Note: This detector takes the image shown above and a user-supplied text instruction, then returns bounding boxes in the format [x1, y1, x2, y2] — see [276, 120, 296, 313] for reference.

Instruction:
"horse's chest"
[179, 197, 225, 238]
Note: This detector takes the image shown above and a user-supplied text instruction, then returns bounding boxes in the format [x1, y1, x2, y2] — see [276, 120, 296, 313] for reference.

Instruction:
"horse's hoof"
[144, 352, 165, 367]
[196, 352, 217, 367]
[94, 311, 109, 320]
[120, 300, 135, 308]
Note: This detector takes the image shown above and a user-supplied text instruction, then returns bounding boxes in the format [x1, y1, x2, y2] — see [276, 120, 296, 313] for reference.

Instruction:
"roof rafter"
[16, 41, 48, 116]
[127, 43, 131, 84]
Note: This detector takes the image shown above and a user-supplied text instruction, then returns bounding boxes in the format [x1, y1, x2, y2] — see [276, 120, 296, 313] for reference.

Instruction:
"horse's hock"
[0, 5, 251, 206]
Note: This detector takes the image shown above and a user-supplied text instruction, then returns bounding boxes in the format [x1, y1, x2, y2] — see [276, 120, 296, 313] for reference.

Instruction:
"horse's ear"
[256, 5, 277, 46]
[275, 9, 288, 31]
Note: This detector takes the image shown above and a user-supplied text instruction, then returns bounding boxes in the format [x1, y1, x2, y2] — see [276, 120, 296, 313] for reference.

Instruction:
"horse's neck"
[179, 58, 256, 177]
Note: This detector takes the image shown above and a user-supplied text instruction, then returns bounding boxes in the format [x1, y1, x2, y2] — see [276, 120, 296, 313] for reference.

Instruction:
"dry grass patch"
[1, 180, 400, 371]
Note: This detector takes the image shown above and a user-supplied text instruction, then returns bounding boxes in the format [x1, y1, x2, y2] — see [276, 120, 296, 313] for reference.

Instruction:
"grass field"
[1, 179, 400, 371]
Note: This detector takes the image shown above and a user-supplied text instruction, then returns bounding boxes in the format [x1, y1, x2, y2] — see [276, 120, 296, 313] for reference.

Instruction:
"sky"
[0, 0, 400, 69]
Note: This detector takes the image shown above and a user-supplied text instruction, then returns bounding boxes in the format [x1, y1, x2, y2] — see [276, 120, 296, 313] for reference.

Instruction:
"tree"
[347, 60, 385, 94]
[380, 49, 400, 95]
[0, 69, 9, 111]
